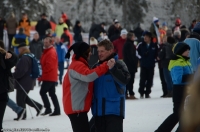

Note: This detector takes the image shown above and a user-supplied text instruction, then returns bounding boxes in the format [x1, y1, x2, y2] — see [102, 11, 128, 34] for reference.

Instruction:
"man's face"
[43, 37, 52, 48]
[34, 33, 39, 40]
[144, 35, 151, 43]
[98, 46, 113, 61]
[115, 23, 120, 28]
[59, 18, 64, 23]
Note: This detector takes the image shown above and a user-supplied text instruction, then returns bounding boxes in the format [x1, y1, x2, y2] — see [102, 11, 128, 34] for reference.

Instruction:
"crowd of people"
[0, 11, 200, 132]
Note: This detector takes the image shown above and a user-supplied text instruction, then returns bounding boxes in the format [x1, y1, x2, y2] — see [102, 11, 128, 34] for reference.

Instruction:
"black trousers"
[16, 90, 42, 117]
[68, 112, 90, 132]
[40, 81, 60, 113]
[0, 93, 8, 131]
[8, 34, 15, 51]
[155, 85, 186, 132]
[126, 72, 136, 96]
[158, 67, 168, 95]
[138, 67, 154, 96]
[94, 115, 123, 132]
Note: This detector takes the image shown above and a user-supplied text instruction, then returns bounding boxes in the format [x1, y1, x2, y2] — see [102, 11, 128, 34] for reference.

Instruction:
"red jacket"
[113, 37, 126, 59]
[63, 55, 109, 115]
[39, 46, 58, 82]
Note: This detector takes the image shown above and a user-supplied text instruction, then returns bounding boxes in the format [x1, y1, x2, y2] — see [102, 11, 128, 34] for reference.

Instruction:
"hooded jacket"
[63, 55, 109, 115]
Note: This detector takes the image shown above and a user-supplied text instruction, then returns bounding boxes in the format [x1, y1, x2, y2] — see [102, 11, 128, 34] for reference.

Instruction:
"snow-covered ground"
[3, 64, 178, 132]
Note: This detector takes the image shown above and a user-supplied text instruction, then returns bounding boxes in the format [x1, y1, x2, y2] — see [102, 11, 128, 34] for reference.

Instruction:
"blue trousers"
[7, 98, 23, 114]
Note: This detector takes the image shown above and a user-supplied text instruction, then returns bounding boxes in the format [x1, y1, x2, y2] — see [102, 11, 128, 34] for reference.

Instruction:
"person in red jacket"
[38, 36, 60, 116]
[63, 42, 115, 132]
[113, 29, 128, 60]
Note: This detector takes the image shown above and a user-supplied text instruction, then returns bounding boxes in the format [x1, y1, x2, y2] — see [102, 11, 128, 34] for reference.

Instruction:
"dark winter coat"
[6, 17, 18, 35]
[0, 19, 6, 37]
[13, 51, 36, 91]
[88, 44, 98, 67]
[133, 24, 144, 43]
[35, 19, 51, 38]
[29, 39, 43, 60]
[73, 26, 83, 42]
[123, 39, 138, 72]
[158, 43, 174, 68]
[108, 25, 121, 42]
[89, 24, 106, 40]
[137, 42, 158, 68]
[180, 27, 190, 42]
[0, 51, 18, 94]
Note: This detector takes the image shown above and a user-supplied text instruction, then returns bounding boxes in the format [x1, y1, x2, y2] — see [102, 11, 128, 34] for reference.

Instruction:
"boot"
[164, 90, 173, 98]
[14, 109, 26, 121]
[145, 94, 151, 99]
[41, 108, 52, 116]
[129, 95, 138, 100]
[36, 105, 43, 116]
[49, 112, 60, 116]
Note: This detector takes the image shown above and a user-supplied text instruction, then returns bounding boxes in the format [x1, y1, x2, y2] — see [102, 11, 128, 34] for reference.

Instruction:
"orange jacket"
[39, 46, 58, 82]
[63, 55, 109, 115]
[19, 18, 31, 36]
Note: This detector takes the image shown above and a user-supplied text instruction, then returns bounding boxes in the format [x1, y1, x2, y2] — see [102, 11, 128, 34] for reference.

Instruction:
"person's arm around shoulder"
[4, 51, 18, 69]
[109, 60, 131, 85]
[69, 59, 115, 82]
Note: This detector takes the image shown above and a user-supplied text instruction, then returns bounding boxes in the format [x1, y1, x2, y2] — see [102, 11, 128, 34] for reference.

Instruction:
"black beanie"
[65, 42, 90, 60]
[173, 42, 190, 55]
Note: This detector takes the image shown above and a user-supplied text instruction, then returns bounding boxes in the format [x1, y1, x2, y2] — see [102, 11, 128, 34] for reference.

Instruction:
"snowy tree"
[0, 0, 56, 21]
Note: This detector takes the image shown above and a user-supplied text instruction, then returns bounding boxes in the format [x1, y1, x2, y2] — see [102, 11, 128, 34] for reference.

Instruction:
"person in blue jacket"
[55, 37, 67, 84]
[155, 42, 193, 132]
[91, 39, 130, 132]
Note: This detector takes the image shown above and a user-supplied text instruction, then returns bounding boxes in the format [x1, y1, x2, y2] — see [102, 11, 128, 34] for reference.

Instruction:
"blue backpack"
[24, 53, 42, 79]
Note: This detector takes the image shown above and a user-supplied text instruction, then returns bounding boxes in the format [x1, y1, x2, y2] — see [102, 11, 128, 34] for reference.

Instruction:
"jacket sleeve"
[12, 37, 18, 47]
[69, 62, 109, 82]
[13, 56, 29, 79]
[109, 60, 131, 85]
[41, 53, 57, 75]
[158, 46, 166, 60]
[4, 51, 18, 69]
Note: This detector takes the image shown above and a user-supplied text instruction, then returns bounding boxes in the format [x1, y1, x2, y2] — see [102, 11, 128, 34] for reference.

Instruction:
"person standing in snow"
[38, 36, 61, 116]
[137, 31, 158, 98]
[91, 39, 130, 132]
[88, 37, 99, 67]
[35, 13, 51, 40]
[55, 37, 66, 85]
[172, 18, 181, 33]
[6, 12, 18, 51]
[55, 18, 68, 38]
[73, 20, 83, 42]
[29, 32, 43, 60]
[184, 22, 200, 73]
[113, 29, 128, 60]
[63, 42, 115, 132]
[0, 40, 18, 130]
[108, 19, 121, 42]
[150, 17, 161, 44]
[123, 32, 138, 99]
[133, 23, 144, 43]
[155, 42, 193, 132]
[18, 13, 31, 37]
[13, 43, 43, 120]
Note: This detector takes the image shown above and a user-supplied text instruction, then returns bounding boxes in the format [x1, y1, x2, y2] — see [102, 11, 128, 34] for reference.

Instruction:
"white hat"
[120, 29, 128, 36]
[153, 17, 159, 23]
[90, 37, 98, 45]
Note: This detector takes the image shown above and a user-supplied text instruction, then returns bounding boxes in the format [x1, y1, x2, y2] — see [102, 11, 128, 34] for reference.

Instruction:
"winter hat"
[193, 22, 200, 34]
[17, 43, 27, 49]
[174, 30, 181, 36]
[114, 19, 119, 24]
[120, 29, 128, 36]
[90, 37, 98, 45]
[143, 31, 152, 38]
[175, 18, 181, 26]
[65, 42, 90, 60]
[153, 17, 159, 23]
[172, 42, 190, 55]
[162, 22, 167, 27]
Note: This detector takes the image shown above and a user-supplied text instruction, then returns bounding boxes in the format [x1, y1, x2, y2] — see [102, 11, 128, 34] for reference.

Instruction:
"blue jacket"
[91, 54, 130, 118]
[184, 38, 200, 72]
[55, 43, 67, 62]
[137, 42, 158, 68]
[168, 55, 193, 85]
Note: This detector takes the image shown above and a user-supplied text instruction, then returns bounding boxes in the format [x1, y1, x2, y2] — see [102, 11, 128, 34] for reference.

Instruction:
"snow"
[3, 65, 178, 132]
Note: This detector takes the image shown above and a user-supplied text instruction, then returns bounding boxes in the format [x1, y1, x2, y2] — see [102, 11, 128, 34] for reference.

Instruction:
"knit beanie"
[193, 22, 200, 34]
[153, 17, 159, 23]
[120, 29, 128, 36]
[90, 37, 98, 45]
[172, 42, 190, 55]
[65, 42, 90, 60]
